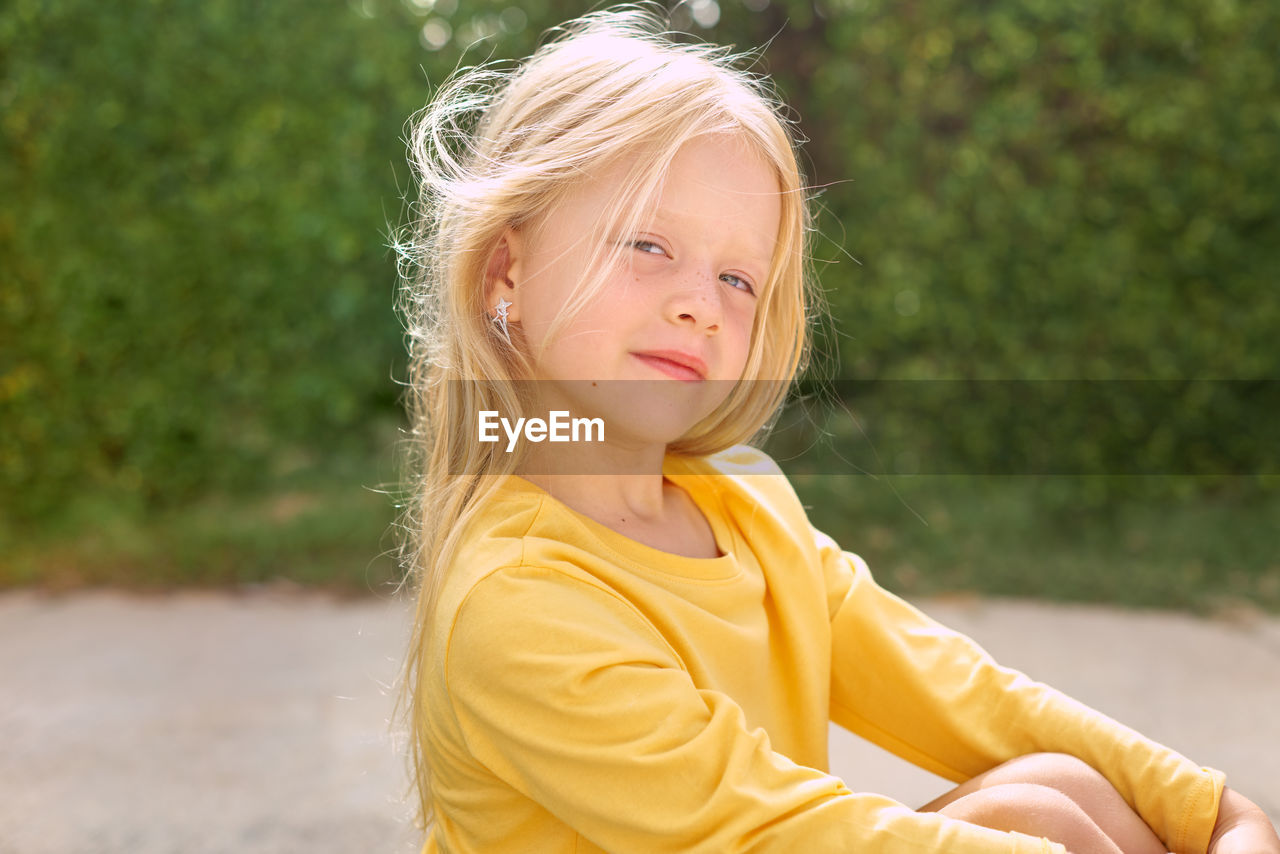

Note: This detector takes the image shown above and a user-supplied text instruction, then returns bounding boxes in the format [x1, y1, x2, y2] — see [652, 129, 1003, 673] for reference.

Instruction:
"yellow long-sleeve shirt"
[419, 445, 1224, 853]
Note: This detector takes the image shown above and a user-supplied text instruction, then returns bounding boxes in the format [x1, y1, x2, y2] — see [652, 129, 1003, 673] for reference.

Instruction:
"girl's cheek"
[608, 273, 648, 305]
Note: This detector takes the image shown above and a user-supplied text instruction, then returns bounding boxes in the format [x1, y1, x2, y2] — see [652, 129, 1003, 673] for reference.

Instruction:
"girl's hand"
[1208, 788, 1280, 854]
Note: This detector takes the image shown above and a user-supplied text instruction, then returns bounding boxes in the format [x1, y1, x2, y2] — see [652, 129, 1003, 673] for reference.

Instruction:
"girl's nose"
[667, 269, 723, 333]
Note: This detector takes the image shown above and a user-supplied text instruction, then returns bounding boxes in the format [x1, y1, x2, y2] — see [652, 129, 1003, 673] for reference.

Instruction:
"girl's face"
[496, 133, 782, 449]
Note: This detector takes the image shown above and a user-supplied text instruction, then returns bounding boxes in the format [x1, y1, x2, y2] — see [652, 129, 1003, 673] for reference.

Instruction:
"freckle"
[591, 382, 597, 387]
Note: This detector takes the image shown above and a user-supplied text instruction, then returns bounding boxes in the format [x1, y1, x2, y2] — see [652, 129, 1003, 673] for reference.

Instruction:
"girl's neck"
[522, 470, 665, 525]
[520, 467, 720, 561]
[519, 439, 669, 523]
[518, 440, 719, 559]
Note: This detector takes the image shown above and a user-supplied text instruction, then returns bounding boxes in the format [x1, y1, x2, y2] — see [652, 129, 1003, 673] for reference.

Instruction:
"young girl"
[397, 9, 1278, 854]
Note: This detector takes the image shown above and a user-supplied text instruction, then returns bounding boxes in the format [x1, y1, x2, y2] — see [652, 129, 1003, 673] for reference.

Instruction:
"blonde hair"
[395, 5, 815, 827]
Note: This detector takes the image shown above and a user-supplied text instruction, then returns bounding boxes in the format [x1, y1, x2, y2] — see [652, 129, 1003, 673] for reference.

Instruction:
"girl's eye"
[632, 240, 666, 256]
[720, 273, 756, 295]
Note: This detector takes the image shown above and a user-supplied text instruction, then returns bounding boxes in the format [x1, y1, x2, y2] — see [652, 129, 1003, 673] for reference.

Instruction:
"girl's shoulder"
[665, 444, 809, 526]
[441, 474, 629, 607]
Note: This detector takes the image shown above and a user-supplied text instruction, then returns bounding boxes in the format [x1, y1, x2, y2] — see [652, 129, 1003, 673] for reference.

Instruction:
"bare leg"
[935, 782, 1123, 854]
[920, 753, 1167, 854]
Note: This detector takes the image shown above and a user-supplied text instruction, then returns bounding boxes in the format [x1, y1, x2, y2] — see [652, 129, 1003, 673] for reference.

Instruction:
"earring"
[492, 297, 513, 346]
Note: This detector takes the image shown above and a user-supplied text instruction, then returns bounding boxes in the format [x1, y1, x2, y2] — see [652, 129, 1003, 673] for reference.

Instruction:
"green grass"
[4, 460, 1277, 616]
[0, 470, 405, 596]
[792, 473, 1280, 615]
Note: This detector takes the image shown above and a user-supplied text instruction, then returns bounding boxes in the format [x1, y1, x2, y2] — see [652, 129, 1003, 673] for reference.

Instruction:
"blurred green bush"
[2, 0, 435, 521]
[2, 0, 1276, 530]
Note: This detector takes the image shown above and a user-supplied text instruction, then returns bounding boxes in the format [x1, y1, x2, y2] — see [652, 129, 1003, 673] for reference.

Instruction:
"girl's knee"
[941, 781, 1075, 824]
[996, 752, 1105, 786]
[994, 753, 1125, 813]
[940, 783, 1118, 853]
[926, 753, 1116, 814]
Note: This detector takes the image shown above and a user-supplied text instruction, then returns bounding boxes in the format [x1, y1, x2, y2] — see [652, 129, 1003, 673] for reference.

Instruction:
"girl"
[396, 8, 1278, 854]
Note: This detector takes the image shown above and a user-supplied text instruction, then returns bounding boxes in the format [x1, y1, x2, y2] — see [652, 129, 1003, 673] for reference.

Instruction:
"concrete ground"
[1, 590, 1277, 854]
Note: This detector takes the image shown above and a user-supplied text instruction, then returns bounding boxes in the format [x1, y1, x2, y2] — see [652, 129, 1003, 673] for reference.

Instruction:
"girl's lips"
[631, 351, 707, 382]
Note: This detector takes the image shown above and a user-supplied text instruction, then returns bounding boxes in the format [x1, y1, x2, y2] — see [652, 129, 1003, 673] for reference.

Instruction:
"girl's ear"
[484, 228, 522, 322]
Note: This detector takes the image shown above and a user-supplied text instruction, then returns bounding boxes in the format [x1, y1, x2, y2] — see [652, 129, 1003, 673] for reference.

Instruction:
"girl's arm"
[440, 563, 1065, 854]
[814, 530, 1226, 854]
[1209, 788, 1280, 854]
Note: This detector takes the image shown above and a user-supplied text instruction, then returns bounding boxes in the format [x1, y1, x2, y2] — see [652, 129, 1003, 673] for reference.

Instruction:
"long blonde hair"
[395, 5, 815, 827]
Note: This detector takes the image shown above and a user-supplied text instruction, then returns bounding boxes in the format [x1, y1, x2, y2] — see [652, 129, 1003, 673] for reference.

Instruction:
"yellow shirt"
[419, 445, 1224, 853]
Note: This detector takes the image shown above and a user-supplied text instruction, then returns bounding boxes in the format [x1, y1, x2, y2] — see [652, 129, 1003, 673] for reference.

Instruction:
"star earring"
[492, 297, 513, 346]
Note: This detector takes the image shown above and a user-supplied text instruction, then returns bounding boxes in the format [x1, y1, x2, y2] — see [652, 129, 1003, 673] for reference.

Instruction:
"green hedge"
[2, 0, 432, 520]
[3, 0, 1276, 529]
[779, 0, 1280, 382]
[743, 0, 1279, 497]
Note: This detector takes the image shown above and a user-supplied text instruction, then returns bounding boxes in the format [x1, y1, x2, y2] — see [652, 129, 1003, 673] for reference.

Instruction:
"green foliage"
[750, 0, 1280, 382]
[710, 0, 1279, 502]
[2, 0, 431, 519]
[2, 0, 1276, 594]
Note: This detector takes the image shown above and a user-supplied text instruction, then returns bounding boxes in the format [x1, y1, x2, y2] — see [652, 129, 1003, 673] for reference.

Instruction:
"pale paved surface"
[1, 590, 1277, 854]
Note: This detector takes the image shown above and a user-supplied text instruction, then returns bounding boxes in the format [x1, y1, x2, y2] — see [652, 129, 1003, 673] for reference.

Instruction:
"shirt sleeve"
[446, 563, 1067, 854]
[816, 527, 1226, 854]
